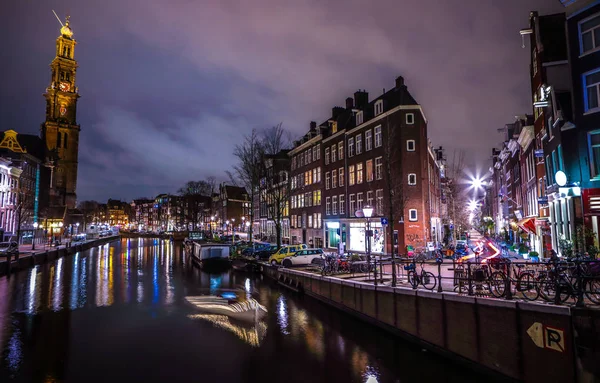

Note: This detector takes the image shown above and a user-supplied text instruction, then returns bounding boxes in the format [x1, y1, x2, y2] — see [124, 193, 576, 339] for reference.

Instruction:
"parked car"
[281, 248, 324, 267]
[268, 244, 307, 265]
[0, 242, 19, 257]
[254, 245, 279, 260]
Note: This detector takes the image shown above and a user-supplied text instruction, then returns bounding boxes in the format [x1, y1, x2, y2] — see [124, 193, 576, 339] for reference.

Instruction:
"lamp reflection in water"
[277, 295, 290, 335]
[27, 266, 40, 314]
[52, 257, 64, 311]
[186, 294, 268, 347]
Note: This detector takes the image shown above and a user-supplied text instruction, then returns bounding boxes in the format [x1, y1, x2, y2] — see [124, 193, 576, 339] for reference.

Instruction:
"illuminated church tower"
[41, 16, 80, 209]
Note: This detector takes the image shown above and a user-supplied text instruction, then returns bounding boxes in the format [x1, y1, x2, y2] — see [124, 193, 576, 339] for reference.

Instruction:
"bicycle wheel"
[421, 271, 437, 291]
[517, 272, 539, 301]
[585, 278, 600, 304]
[407, 271, 418, 288]
[488, 271, 507, 298]
[538, 274, 557, 302]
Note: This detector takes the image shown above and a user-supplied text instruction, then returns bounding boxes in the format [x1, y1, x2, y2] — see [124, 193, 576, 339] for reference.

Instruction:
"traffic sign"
[450, 224, 454, 230]
[381, 217, 388, 225]
[527, 322, 565, 352]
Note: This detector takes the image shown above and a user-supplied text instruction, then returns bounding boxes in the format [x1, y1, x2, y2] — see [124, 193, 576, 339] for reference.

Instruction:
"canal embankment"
[262, 265, 600, 383]
[0, 235, 121, 276]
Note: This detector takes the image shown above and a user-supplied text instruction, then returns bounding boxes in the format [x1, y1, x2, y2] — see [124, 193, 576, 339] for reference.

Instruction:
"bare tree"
[77, 200, 101, 231]
[262, 124, 292, 248]
[230, 129, 266, 244]
[444, 150, 469, 242]
[15, 190, 34, 245]
[177, 180, 213, 197]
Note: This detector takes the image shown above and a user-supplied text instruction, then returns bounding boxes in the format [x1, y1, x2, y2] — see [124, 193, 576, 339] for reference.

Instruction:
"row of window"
[355, 109, 415, 127]
[291, 167, 322, 189]
[291, 144, 321, 171]
[290, 213, 322, 229]
[291, 190, 322, 209]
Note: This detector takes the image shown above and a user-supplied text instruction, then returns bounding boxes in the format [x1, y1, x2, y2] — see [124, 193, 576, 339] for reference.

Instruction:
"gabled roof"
[223, 185, 248, 200]
[0, 131, 44, 160]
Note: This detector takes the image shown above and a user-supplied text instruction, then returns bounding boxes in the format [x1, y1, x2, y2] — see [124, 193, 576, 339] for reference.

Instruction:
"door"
[294, 250, 309, 265]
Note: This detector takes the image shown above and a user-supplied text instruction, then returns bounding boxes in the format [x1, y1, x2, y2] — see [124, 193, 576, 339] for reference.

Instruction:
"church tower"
[42, 16, 80, 209]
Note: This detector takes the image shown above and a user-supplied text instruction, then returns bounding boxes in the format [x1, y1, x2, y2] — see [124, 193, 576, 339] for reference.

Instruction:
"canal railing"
[304, 256, 600, 308]
[0, 235, 121, 276]
[261, 263, 600, 382]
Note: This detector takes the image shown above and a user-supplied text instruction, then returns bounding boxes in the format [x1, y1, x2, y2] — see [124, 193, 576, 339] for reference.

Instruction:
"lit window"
[407, 140, 416, 151]
[366, 159, 373, 182]
[356, 162, 364, 184]
[339, 167, 345, 186]
[338, 141, 344, 160]
[409, 209, 418, 221]
[374, 100, 383, 116]
[583, 69, 600, 112]
[406, 113, 415, 125]
[356, 111, 364, 125]
[589, 131, 600, 178]
[580, 13, 600, 54]
[349, 165, 355, 186]
[374, 126, 382, 147]
[408, 173, 417, 185]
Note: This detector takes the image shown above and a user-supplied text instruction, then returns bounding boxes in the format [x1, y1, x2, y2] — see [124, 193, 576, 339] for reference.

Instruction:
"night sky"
[0, 0, 563, 202]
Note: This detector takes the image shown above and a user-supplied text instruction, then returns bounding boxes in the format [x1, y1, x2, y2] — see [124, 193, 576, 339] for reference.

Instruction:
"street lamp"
[76, 222, 80, 235]
[32, 222, 38, 250]
[361, 205, 376, 285]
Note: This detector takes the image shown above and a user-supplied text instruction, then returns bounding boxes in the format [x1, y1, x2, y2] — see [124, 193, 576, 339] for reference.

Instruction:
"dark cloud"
[0, 0, 563, 201]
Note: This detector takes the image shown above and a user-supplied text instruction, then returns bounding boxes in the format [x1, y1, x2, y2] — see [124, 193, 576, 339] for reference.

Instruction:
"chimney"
[331, 106, 345, 119]
[395, 76, 405, 89]
[345, 97, 354, 110]
[354, 90, 369, 109]
[310, 121, 317, 130]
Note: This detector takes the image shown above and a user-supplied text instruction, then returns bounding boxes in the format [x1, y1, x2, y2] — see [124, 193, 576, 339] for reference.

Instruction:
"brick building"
[290, 76, 441, 254]
[289, 122, 323, 247]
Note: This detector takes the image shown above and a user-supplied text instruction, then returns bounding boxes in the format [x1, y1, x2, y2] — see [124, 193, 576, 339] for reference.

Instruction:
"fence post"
[576, 259, 585, 307]
[467, 262, 473, 296]
[379, 260, 384, 284]
[505, 260, 513, 300]
[373, 258, 378, 286]
[437, 260, 443, 293]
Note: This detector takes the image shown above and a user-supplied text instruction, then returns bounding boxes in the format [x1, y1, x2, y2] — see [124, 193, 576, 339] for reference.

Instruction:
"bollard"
[379, 260, 384, 284]
[467, 262, 473, 296]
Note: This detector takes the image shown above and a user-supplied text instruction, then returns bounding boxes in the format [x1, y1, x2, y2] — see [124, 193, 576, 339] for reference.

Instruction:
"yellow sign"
[527, 322, 565, 353]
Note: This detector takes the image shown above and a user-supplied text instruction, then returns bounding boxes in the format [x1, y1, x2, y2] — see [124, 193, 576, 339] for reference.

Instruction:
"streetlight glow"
[363, 205, 374, 218]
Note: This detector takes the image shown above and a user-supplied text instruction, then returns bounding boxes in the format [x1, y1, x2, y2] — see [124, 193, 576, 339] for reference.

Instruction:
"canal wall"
[0, 236, 121, 277]
[263, 266, 595, 382]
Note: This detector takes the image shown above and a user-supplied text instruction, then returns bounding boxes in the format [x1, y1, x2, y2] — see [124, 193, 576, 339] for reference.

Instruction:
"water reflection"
[0, 239, 489, 383]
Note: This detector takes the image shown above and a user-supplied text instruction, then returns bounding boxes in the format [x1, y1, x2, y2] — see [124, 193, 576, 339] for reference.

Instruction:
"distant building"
[212, 184, 250, 234]
[0, 158, 23, 241]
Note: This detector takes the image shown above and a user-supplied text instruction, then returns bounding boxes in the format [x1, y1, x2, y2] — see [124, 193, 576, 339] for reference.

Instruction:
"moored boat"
[186, 242, 231, 269]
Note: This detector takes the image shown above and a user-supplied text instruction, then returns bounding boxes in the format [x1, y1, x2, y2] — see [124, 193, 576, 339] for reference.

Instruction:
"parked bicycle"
[406, 261, 437, 290]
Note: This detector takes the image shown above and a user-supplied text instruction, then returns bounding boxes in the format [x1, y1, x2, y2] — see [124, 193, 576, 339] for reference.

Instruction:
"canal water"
[0, 239, 494, 382]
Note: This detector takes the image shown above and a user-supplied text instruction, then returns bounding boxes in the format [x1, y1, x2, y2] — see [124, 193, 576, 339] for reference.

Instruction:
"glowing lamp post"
[361, 205, 376, 285]
[32, 222, 38, 250]
[232, 218, 236, 243]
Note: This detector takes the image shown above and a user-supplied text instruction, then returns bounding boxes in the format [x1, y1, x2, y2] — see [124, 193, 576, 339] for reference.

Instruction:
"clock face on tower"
[60, 105, 67, 116]
[59, 82, 70, 92]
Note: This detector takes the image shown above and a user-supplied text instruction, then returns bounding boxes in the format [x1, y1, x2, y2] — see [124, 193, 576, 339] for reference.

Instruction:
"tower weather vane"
[52, 10, 64, 27]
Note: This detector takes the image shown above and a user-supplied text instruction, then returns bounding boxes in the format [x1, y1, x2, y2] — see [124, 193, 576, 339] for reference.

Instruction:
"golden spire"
[60, 15, 73, 38]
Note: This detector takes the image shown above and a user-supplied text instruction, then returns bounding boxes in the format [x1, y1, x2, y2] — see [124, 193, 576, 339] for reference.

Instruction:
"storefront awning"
[517, 217, 536, 235]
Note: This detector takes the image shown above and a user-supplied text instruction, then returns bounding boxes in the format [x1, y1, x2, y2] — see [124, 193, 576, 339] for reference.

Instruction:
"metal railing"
[308, 255, 600, 307]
